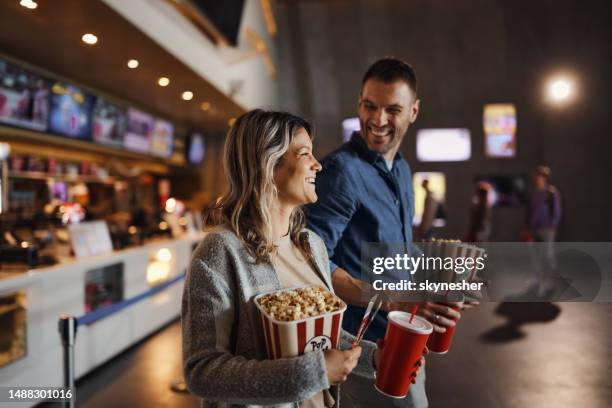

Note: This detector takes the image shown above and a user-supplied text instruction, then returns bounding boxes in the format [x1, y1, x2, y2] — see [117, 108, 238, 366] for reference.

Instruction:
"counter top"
[0, 233, 204, 293]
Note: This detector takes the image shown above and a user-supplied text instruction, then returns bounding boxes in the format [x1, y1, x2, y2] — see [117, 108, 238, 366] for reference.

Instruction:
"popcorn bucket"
[255, 286, 347, 359]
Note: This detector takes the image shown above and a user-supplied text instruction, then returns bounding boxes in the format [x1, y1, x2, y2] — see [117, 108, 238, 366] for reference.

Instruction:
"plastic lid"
[388, 312, 433, 334]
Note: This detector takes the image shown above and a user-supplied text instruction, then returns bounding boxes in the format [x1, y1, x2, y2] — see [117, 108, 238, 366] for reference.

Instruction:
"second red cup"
[375, 312, 433, 398]
[427, 302, 462, 354]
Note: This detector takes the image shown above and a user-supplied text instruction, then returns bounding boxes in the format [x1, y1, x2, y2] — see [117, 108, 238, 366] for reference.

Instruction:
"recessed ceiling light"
[81, 33, 98, 45]
[127, 59, 139, 69]
[200, 101, 211, 111]
[158, 77, 170, 87]
[20, 0, 37, 9]
[228, 117, 236, 127]
[182, 91, 194, 101]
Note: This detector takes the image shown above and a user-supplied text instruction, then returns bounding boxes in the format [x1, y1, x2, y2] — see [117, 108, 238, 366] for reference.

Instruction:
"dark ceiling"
[0, 0, 245, 133]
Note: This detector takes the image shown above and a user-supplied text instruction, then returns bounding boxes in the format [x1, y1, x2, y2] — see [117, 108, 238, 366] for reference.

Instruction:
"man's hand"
[381, 301, 461, 333]
[461, 299, 480, 310]
[324, 346, 362, 384]
[418, 301, 461, 333]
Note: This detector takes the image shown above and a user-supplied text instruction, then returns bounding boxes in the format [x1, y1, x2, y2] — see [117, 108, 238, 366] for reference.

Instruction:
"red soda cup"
[427, 294, 464, 354]
[375, 312, 433, 398]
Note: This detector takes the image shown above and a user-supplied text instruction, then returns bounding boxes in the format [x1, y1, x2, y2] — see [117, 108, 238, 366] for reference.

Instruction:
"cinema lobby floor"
[73, 302, 612, 408]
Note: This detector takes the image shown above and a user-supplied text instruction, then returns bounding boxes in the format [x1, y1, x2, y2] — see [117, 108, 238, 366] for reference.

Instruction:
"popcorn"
[257, 286, 345, 322]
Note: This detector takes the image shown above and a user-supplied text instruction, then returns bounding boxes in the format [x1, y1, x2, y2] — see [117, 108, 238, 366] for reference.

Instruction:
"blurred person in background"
[418, 179, 439, 241]
[466, 182, 492, 242]
[528, 165, 562, 294]
[529, 165, 562, 246]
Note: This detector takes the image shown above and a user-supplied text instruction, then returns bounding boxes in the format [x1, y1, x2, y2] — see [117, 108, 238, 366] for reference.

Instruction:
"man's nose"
[372, 109, 388, 127]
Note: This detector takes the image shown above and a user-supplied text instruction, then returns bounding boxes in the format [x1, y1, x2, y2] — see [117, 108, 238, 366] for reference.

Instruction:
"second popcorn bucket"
[255, 285, 347, 358]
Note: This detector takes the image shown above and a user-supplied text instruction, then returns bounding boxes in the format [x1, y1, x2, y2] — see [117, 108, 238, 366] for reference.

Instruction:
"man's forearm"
[331, 267, 373, 307]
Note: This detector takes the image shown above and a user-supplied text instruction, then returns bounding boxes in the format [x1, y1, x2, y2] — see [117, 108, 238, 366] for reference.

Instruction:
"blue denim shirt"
[305, 132, 415, 340]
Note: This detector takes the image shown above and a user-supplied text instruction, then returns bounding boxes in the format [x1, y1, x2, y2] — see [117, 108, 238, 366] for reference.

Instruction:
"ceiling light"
[549, 80, 571, 100]
[127, 59, 139, 69]
[81, 33, 98, 45]
[158, 77, 170, 87]
[545, 74, 576, 105]
[20, 0, 37, 9]
[200, 101, 211, 111]
[182, 91, 194, 101]
[228, 117, 236, 127]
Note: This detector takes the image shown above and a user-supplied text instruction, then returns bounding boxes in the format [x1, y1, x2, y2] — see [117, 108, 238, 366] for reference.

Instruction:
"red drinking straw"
[409, 303, 418, 324]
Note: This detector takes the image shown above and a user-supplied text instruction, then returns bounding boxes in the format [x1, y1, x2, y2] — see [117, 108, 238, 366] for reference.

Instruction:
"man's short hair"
[361, 57, 418, 97]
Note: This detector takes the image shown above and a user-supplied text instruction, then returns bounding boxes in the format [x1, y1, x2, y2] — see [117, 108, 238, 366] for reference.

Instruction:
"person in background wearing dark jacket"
[528, 165, 562, 293]
[529, 165, 562, 244]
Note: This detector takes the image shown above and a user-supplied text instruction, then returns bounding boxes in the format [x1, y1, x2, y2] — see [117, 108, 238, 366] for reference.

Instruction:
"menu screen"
[48, 82, 95, 139]
[0, 59, 50, 131]
[124, 108, 154, 154]
[92, 98, 126, 148]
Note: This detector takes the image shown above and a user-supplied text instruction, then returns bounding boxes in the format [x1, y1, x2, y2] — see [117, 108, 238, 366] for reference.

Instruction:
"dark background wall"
[274, 0, 612, 241]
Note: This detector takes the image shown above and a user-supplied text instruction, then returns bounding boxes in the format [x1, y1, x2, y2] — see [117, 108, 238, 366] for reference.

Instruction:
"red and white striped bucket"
[255, 286, 347, 359]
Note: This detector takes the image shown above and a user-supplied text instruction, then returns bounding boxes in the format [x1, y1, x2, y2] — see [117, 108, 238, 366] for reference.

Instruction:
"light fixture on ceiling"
[200, 101, 211, 111]
[127, 59, 139, 69]
[228, 117, 236, 127]
[545, 74, 576, 105]
[182, 91, 194, 101]
[549, 79, 571, 100]
[81, 33, 98, 45]
[19, 0, 37, 9]
[158, 77, 170, 87]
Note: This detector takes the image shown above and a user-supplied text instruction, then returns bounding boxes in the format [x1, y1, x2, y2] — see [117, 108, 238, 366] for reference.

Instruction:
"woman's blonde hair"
[205, 109, 315, 264]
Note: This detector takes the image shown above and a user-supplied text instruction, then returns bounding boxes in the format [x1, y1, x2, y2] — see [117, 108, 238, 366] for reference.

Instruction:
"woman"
[182, 110, 378, 408]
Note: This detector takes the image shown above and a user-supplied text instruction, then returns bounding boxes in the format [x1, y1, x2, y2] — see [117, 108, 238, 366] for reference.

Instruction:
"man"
[306, 58, 460, 408]
[529, 165, 562, 245]
[529, 165, 562, 293]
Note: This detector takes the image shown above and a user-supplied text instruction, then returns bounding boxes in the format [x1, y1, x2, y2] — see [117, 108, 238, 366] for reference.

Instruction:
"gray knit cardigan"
[182, 226, 376, 408]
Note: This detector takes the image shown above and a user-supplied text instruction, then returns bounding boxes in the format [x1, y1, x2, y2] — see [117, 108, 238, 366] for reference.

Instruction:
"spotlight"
[127, 59, 139, 69]
[81, 33, 98, 45]
[158, 77, 170, 87]
[20, 0, 37, 9]
[182, 91, 194, 101]
[546, 75, 576, 104]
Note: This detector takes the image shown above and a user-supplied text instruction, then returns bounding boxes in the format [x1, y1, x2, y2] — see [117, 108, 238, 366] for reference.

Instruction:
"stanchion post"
[58, 315, 77, 408]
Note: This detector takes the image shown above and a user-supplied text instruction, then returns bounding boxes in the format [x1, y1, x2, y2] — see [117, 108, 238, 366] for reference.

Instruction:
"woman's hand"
[324, 346, 362, 384]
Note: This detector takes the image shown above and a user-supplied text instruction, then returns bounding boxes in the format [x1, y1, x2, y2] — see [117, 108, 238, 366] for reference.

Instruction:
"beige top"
[272, 234, 334, 408]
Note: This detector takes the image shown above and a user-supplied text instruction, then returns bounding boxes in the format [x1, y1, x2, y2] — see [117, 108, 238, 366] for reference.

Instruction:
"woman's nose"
[312, 158, 322, 172]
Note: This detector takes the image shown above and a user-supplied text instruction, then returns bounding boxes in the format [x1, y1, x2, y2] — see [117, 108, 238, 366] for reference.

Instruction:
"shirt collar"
[349, 131, 404, 165]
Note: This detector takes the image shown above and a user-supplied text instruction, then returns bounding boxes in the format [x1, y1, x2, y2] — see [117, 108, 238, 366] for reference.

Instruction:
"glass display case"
[0, 291, 27, 368]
